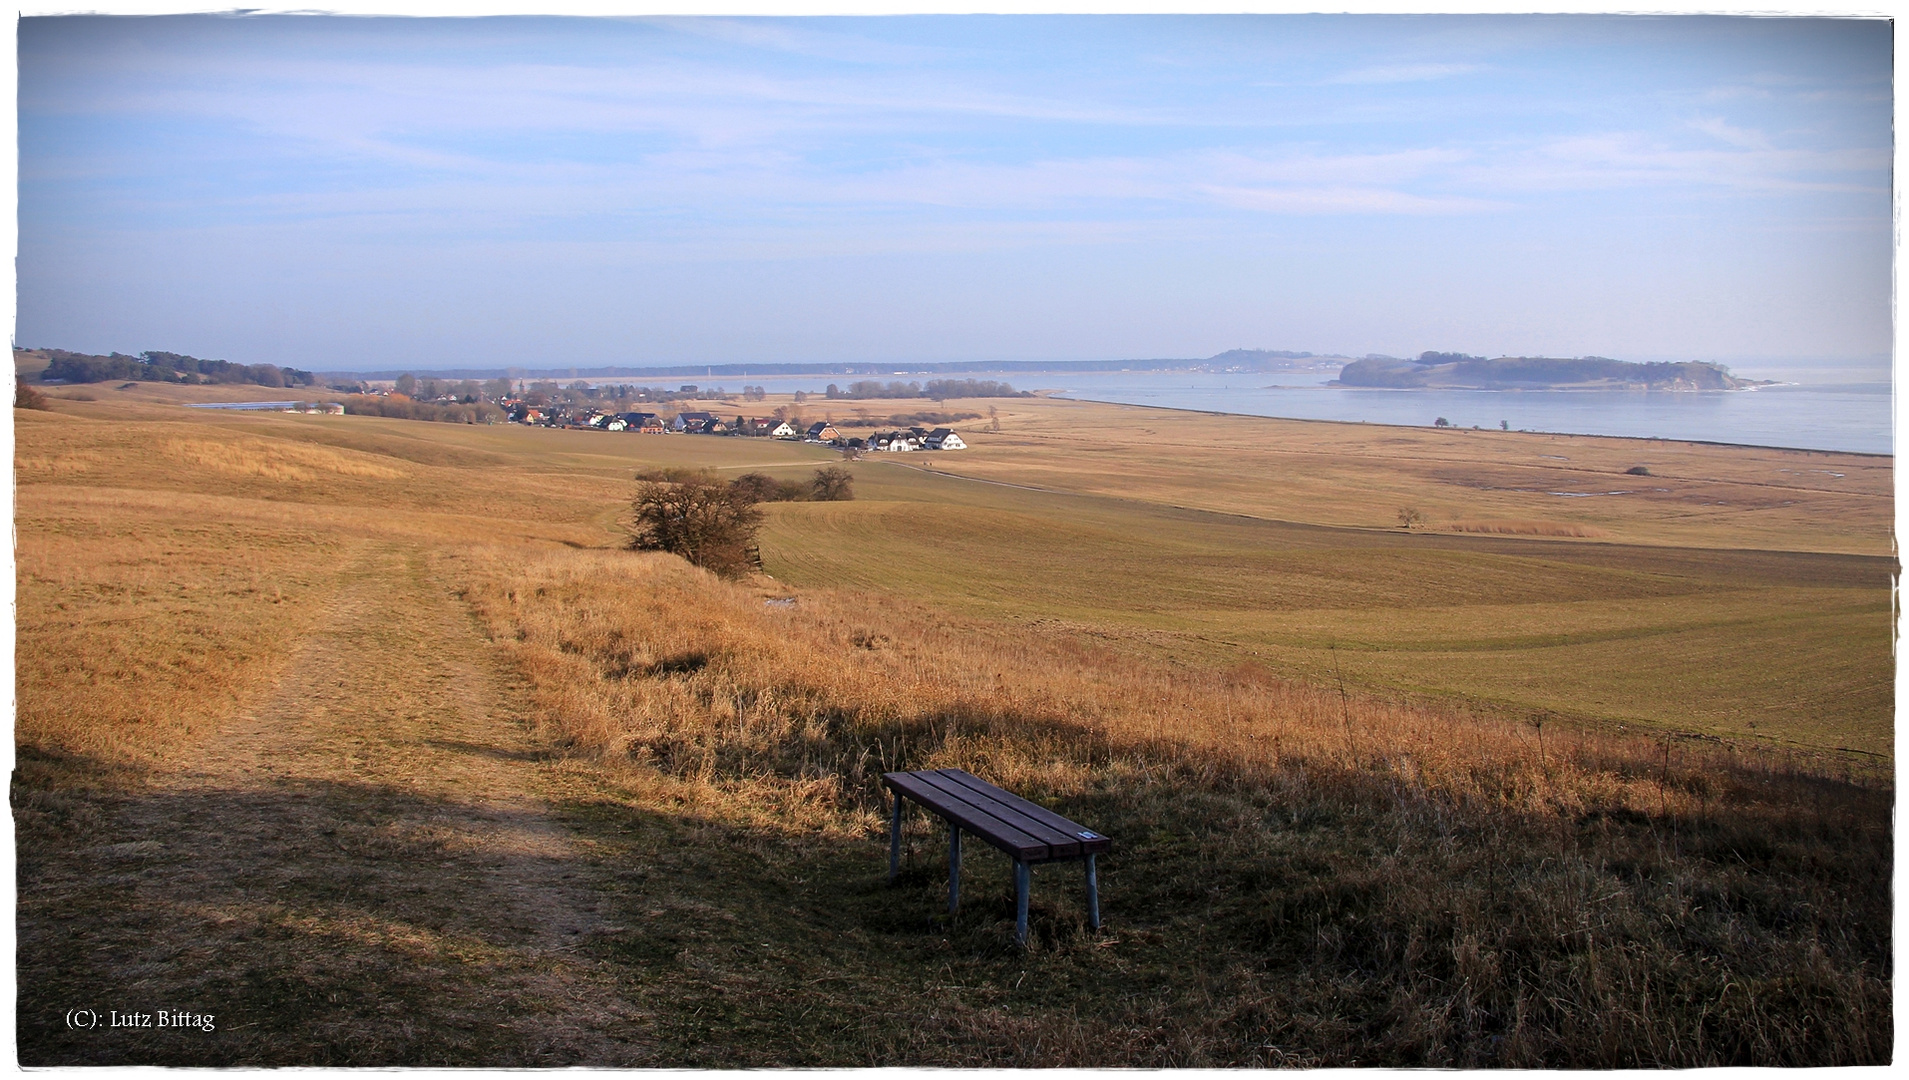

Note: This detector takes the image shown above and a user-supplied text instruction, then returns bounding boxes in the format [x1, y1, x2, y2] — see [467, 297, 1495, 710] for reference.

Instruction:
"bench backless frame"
[882, 768, 1110, 945]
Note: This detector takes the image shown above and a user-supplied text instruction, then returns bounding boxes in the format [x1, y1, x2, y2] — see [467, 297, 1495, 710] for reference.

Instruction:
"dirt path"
[20, 543, 651, 1066]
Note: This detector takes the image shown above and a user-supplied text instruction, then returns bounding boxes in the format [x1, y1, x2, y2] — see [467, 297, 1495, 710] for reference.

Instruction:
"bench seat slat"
[937, 769, 1112, 855]
[884, 772, 1050, 860]
[911, 770, 1082, 859]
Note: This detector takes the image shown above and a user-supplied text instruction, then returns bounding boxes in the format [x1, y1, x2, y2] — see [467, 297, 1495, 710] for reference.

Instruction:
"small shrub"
[1626, 465, 1652, 476]
[629, 471, 763, 578]
[15, 379, 49, 410]
[729, 473, 789, 504]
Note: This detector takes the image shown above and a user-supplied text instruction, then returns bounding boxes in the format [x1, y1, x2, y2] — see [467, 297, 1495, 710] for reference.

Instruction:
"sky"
[14, 14, 1895, 373]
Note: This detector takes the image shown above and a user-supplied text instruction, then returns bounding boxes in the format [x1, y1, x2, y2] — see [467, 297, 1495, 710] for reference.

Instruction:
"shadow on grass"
[14, 744, 1894, 1067]
[15, 747, 643, 1066]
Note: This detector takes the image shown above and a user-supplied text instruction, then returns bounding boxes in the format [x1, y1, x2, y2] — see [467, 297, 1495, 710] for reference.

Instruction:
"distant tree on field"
[1397, 507, 1425, 529]
[1433, 417, 1451, 428]
[15, 378, 49, 410]
[629, 470, 763, 578]
[395, 373, 418, 397]
[811, 466, 855, 502]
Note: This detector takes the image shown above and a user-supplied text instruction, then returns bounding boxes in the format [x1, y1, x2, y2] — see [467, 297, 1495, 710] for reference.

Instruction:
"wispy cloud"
[1328, 62, 1480, 85]
[15, 15, 1894, 366]
[650, 16, 951, 67]
[1689, 115, 1771, 150]
[1458, 132, 1888, 195]
[1199, 185, 1497, 215]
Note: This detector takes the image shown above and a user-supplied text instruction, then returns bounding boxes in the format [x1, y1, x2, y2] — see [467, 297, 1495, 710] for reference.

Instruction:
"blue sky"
[16, 14, 1893, 372]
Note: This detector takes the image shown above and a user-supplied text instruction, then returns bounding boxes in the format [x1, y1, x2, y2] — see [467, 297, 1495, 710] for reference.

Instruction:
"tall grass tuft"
[457, 545, 1892, 1067]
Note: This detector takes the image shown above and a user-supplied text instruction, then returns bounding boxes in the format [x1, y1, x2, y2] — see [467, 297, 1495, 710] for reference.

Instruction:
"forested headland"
[18, 347, 316, 388]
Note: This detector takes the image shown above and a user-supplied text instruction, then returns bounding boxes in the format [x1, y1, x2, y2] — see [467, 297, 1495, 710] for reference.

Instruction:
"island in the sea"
[1334, 352, 1771, 391]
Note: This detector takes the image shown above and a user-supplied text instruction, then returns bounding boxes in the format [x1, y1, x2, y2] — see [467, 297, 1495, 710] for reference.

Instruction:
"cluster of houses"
[504, 405, 966, 450]
[857, 427, 967, 451]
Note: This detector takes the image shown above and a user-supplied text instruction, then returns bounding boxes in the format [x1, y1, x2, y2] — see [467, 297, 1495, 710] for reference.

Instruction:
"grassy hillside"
[14, 393, 1893, 1066]
[759, 460, 1892, 759]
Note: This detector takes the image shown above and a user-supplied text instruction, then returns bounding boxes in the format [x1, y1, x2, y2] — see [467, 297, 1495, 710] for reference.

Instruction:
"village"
[502, 402, 968, 451]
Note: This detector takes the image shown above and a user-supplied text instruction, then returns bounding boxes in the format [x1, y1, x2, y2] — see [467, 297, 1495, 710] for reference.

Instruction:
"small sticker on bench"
[1079, 831, 1097, 839]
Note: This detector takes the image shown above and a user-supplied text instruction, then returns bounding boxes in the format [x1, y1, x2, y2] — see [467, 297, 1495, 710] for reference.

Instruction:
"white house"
[770, 421, 798, 438]
[925, 428, 966, 450]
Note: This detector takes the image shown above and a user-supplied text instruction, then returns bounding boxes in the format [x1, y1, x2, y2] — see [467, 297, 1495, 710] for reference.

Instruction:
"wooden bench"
[883, 768, 1110, 945]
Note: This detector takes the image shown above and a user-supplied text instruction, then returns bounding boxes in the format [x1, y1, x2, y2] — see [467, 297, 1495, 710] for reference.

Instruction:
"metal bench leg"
[1014, 860, 1031, 946]
[1084, 854, 1100, 930]
[888, 795, 903, 883]
[948, 824, 962, 915]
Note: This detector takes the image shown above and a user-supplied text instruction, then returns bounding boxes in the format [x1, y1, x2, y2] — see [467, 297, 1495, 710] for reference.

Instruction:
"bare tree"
[629, 471, 763, 578]
[1397, 507, 1425, 529]
[811, 466, 855, 501]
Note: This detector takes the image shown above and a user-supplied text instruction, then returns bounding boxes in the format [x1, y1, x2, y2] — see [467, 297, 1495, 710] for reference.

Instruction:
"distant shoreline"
[1051, 394, 1894, 460]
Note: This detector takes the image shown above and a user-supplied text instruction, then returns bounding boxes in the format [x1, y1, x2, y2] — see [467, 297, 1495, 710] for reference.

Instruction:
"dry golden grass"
[1444, 518, 1607, 537]
[14, 487, 347, 765]
[158, 434, 408, 481]
[461, 546, 1781, 825]
[13, 392, 1892, 1066]
[451, 544, 1891, 1066]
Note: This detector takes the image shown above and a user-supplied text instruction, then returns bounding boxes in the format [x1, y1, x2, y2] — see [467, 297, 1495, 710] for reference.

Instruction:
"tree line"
[340, 395, 504, 424]
[37, 349, 316, 388]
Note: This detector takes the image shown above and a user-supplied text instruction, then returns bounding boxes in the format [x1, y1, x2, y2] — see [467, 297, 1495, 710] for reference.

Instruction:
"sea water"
[1039, 368, 1892, 456]
[593, 363, 1892, 456]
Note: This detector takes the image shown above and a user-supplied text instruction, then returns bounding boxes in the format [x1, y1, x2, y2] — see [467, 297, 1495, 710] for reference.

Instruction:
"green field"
[759, 457, 1894, 760]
